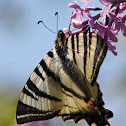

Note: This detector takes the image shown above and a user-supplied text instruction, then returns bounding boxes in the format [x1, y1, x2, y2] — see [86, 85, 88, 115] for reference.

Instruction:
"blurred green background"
[0, 0, 126, 126]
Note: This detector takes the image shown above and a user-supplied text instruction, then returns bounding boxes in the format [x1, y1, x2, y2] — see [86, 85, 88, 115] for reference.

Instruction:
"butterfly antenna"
[55, 12, 58, 33]
[69, 18, 72, 30]
[38, 21, 57, 34]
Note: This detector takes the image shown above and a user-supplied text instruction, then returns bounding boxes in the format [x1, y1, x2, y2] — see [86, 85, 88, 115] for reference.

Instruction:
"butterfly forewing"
[16, 50, 63, 124]
[16, 29, 113, 126]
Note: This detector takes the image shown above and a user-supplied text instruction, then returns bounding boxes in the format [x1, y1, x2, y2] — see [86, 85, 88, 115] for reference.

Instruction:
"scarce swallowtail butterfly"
[16, 29, 113, 126]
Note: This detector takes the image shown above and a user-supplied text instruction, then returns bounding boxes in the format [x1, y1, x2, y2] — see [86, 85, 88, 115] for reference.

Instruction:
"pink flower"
[69, 1, 82, 10]
[99, 0, 126, 17]
[102, 0, 126, 5]
[109, 4, 126, 36]
[96, 21, 118, 42]
[71, 10, 84, 28]
[84, 8, 101, 30]
[63, 28, 72, 38]
[63, 21, 88, 37]
[99, 0, 112, 17]
[109, 13, 126, 36]
[65, 0, 126, 55]
[69, 1, 84, 28]
[68, 0, 92, 28]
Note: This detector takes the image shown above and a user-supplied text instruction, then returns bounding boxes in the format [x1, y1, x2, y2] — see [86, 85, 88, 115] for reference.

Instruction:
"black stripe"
[63, 105, 77, 109]
[65, 38, 68, 47]
[59, 58, 90, 102]
[60, 112, 98, 123]
[17, 101, 53, 115]
[91, 35, 107, 86]
[55, 43, 68, 61]
[34, 67, 45, 81]
[76, 34, 79, 53]
[62, 90, 73, 97]
[40, 59, 57, 80]
[22, 87, 38, 100]
[91, 35, 101, 85]
[71, 35, 77, 64]
[60, 80, 87, 101]
[55, 41, 90, 102]
[94, 35, 103, 65]
[40, 58, 88, 101]
[59, 111, 111, 125]
[83, 32, 87, 74]
[47, 51, 53, 58]
[34, 50, 54, 81]
[16, 101, 60, 124]
[65, 38, 68, 53]
[89, 31, 92, 58]
[91, 40, 107, 86]
[26, 78, 61, 101]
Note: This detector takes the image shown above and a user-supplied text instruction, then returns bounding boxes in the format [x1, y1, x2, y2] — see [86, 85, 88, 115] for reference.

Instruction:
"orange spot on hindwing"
[88, 98, 95, 108]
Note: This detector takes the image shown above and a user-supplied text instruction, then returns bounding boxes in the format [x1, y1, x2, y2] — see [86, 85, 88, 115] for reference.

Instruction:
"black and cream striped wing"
[16, 50, 63, 124]
[53, 30, 113, 125]
[16, 30, 113, 126]
[65, 31, 108, 86]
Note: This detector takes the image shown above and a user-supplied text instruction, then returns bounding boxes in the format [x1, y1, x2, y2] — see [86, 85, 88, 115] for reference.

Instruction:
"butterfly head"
[55, 30, 66, 47]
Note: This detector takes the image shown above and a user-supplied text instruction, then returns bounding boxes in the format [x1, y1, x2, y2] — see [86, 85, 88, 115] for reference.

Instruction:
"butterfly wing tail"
[57, 82, 113, 126]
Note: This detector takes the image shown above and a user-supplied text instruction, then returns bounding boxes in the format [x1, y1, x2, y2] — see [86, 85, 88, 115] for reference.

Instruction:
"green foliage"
[0, 93, 17, 126]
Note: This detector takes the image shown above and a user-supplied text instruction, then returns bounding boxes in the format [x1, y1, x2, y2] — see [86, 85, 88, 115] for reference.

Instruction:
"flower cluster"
[63, 0, 126, 55]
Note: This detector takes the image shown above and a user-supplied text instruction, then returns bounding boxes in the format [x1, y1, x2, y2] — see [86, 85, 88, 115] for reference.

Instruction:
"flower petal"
[86, 7, 102, 11]
[72, 19, 88, 28]
[100, 0, 126, 5]
[107, 30, 118, 42]
[108, 12, 117, 20]
[121, 23, 126, 36]
[72, 20, 82, 28]
[108, 47, 117, 55]
[99, 0, 110, 6]
[84, 9, 92, 20]
[63, 28, 71, 38]
[100, 4, 111, 17]
[113, 22, 121, 32]
[68, 1, 81, 10]
[71, 28, 83, 35]
[106, 40, 116, 50]
[71, 8, 84, 28]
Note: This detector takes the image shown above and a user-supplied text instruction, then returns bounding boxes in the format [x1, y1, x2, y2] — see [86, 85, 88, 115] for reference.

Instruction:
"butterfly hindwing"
[57, 82, 112, 125]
